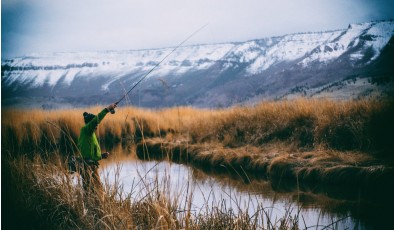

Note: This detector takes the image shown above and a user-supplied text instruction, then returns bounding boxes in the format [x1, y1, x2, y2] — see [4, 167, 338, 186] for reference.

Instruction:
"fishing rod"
[110, 24, 208, 114]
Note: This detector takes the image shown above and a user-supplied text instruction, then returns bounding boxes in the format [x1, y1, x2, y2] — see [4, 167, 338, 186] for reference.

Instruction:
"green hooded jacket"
[78, 108, 109, 161]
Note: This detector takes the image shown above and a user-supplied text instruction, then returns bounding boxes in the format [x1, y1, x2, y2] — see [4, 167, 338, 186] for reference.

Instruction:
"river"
[99, 149, 391, 229]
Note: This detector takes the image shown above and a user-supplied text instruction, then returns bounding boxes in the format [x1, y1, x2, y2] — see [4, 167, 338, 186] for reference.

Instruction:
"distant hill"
[2, 20, 394, 109]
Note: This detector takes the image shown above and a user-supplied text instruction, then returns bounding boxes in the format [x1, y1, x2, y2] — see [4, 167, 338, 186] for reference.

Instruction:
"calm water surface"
[99, 150, 390, 229]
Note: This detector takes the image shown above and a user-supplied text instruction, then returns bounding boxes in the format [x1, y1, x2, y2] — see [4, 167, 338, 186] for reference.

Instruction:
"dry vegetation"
[2, 98, 394, 186]
[3, 151, 304, 229]
[2, 98, 394, 229]
[3, 99, 394, 153]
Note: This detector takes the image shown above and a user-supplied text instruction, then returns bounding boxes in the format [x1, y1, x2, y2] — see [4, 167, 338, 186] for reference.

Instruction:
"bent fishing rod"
[110, 24, 208, 114]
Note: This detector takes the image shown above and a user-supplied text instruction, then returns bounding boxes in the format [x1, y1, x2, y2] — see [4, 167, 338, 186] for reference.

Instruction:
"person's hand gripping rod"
[107, 102, 118, 114]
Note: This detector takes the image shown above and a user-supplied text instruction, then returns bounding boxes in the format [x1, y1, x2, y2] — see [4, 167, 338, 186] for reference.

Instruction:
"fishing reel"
[109, 102, 118, 114]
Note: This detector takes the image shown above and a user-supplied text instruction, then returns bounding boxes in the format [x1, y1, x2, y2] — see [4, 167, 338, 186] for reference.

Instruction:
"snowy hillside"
[2, 20, 394, 108]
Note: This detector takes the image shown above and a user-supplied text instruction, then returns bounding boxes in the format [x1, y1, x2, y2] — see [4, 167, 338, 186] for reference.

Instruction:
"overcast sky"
[2, 0, 394, 59]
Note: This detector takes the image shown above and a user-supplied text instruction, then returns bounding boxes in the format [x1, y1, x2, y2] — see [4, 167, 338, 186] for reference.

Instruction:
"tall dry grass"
[135, 138, 394, 195]
[3, 152, 304, 229]
[3, 98, 393, 229]
[2, 98, 394, 156]
[3, 98, 393, 193]
[186, 99, 392, 152]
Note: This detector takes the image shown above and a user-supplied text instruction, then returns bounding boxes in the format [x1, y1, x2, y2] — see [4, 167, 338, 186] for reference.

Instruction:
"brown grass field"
[3, 98, 394, 154]
[2, 98, 394, 229]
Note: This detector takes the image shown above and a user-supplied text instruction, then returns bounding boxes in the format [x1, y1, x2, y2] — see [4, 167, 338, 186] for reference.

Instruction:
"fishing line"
[110, 24, 208, 113]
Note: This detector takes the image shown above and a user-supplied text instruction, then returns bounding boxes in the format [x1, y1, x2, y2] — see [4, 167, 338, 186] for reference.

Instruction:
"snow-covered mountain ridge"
[2, 20, 394, 108]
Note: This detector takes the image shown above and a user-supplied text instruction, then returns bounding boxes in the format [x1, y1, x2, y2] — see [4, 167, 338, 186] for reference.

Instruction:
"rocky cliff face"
[2, 20, 394, 108]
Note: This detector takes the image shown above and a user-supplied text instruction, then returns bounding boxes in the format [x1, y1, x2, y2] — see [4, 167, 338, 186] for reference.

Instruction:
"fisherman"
[78, 103, 117, 195]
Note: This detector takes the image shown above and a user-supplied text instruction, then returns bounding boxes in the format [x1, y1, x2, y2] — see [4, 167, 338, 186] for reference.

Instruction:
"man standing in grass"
[78, 103, 117, 195]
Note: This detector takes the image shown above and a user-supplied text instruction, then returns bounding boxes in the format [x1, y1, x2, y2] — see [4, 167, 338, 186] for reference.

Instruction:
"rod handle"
[110, 102, 118, 114]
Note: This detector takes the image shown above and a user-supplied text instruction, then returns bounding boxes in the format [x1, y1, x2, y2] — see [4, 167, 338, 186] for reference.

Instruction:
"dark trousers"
[79, 162, 104, 198]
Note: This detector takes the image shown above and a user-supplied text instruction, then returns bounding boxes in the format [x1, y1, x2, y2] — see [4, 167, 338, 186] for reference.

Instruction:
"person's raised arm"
[85, 103, 117, 133]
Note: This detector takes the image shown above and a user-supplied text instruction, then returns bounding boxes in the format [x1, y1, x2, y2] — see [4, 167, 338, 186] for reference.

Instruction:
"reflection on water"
[99, 148, 391, 229]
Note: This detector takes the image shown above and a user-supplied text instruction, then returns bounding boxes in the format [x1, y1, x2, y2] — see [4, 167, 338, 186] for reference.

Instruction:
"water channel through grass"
[100, 149, 391, 229]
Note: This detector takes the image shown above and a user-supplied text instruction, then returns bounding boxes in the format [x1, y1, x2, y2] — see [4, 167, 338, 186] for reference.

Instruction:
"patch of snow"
[364, 21, 394, 60]
[46, 70, 66, 86]
[300, 25, 370, 66]
[63, 69, 81, 85]
[2, 21, 393, 88]
[249, 31, 344, 73]
[350, 53, 364, 60]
